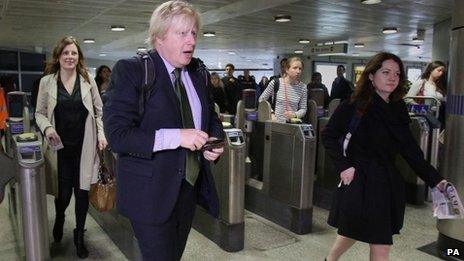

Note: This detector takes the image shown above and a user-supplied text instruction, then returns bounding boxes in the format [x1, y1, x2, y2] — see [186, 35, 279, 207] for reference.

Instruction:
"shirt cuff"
[153, 129, 181, 152]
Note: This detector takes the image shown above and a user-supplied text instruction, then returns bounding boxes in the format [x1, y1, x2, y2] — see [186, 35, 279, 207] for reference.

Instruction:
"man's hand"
[180, 129, 208, 151]
[203, 137, 224, 161]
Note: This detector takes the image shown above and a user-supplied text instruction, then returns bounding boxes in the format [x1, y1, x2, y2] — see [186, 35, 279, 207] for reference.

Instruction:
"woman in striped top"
[258, 57, 307, 123]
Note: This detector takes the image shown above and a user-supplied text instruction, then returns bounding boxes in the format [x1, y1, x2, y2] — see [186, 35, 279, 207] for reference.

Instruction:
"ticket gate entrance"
[193, 128, 246, 252]
[246, 121, 316, 234]
[6, 133, 49, 260]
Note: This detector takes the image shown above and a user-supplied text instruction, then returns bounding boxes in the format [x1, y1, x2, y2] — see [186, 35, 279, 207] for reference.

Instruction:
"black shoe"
[73, 229, 89, 259]
[52, 215, 65, 243]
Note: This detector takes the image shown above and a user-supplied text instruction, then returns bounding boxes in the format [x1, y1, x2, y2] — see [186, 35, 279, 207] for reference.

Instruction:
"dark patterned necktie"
[173, 68, 200, 186]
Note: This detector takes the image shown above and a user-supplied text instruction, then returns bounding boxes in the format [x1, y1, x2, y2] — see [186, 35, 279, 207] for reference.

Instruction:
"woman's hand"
[436, 179, 448, 192]
[203, 137, 224, 162]
[44, 127, 61, 146]
[284, 110, 296, 120]
[98, 136, 108, 151]
[340, 167, 355, 185]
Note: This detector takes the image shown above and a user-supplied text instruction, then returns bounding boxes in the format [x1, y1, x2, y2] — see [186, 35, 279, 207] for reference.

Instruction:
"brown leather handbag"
[89, 151, 116, 212]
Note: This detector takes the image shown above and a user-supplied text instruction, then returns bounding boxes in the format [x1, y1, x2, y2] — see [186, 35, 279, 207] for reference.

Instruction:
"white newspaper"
[432, 182, 464, 219]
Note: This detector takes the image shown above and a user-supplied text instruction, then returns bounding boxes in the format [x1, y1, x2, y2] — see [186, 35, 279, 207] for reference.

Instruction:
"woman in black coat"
[322, 52, 447, 261]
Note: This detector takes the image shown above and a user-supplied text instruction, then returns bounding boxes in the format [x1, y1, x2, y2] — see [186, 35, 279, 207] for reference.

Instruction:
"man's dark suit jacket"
[103, 51, 224, 225]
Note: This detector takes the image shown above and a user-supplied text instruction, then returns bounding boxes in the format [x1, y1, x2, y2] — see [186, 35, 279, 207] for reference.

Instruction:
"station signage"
[309, 43, 348, 56]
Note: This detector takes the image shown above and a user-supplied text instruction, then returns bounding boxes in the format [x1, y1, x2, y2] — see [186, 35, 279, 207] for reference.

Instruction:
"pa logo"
[445, 248, 461, 256]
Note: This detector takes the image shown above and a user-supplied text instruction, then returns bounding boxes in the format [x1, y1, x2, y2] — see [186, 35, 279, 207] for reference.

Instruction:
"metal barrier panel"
[245, 122, 316, 234]
[11, 133, 49, 260]
[193, 128, 246, 252]
[396, 117, 429, 205]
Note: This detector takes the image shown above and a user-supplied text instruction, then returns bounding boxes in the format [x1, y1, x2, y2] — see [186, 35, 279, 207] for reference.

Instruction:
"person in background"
[406, 61, 447, 128]
[94, 65, 112, 94]
[210, 72, 228, 113]
[0, 83, 8, 140]
[330, 65, 354, 102]
[322, 52, 446, 261]
[258, 57, 307, 123]
[35, 36, 107, 259]
[238, 69, 257, 90]
[103, 1, 224, 260]
[256, 76, 269, 100]
[307, 71, 330, 109]
[222, 63, 241, 114]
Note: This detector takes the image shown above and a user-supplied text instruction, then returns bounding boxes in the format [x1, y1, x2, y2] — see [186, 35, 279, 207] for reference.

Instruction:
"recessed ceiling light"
[299, 39, 310, 44]
[83, 39, 95, 44]
[352, 53, 360, 56]
[412, 37, 424, 44]
[361, 0, 382, 4]
[111, 25, 126, 32]
[316, 43, 324, 46]
[99, 53, 107, 57]
[247, 59, 252, 62]
[203, 31, 216, 37]
[382, 27, 398, 34]
[228, 51, 236, 55]
[334, 40, 348, 44]
[137, 47, 147, 52]
[274, 14, 291, 23]
[294, 49, 303, 54]
[324, 41, 334, 45]
[354, 43, 365, 48]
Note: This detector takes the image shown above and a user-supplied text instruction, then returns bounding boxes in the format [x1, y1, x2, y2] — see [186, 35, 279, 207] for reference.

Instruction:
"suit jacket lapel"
[152, 52, 182, 121]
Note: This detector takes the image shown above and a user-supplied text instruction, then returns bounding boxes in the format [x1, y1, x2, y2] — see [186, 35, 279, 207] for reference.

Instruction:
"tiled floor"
[0, 191, 442, 261]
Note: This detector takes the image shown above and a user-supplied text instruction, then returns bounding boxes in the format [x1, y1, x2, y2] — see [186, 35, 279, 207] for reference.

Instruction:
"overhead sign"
[309, 43, 348, 56]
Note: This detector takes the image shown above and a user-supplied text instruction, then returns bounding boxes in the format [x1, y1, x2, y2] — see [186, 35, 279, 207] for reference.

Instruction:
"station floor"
[0, 194, 442, 261]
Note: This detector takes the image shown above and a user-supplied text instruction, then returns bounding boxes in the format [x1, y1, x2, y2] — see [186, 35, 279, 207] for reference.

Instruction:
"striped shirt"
[258, 78, 307, 123]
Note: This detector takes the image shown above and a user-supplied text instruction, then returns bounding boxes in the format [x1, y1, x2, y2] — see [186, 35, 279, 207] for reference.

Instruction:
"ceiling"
[0, 0, 453, 69]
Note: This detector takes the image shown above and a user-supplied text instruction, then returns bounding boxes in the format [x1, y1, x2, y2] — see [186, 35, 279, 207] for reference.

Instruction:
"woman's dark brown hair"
[421, 60, 447, 94]
[44, 36, 90, 83]
[351, 52, 406, 114]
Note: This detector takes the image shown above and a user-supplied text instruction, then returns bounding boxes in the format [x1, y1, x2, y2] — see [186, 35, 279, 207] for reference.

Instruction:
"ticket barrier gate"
[90, 130, 246, 258]
[246, 121, 316, 234]
[396, 114, 441, 205]
[313, 117, 336, 210]
[192, 128, 246, 252]
[6, 133, 49, 260]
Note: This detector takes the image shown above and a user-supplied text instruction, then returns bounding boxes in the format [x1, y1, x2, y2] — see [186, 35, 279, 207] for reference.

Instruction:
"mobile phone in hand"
[201, 139, 225, 152]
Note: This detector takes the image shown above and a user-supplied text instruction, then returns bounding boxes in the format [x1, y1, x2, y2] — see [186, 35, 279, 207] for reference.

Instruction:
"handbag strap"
[342, 111, 362, 157]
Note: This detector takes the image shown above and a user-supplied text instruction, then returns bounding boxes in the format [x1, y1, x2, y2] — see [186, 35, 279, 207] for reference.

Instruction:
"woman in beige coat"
[35, 36, 107, 259]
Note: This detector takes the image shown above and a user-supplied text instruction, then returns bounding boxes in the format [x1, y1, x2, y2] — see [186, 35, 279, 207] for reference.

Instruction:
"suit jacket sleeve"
[103, 59, 155, 158]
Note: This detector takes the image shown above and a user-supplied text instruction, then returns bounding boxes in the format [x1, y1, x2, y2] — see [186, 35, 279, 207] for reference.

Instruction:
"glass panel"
[20, 74, 42, 93]
[0, 73, 19, 93]
[0, 50, 18, 71]
[314, 63, 345, 95]
[20, 52, 46, 72]
[353, 65, 366, 86]
[407, 67, 422, 82]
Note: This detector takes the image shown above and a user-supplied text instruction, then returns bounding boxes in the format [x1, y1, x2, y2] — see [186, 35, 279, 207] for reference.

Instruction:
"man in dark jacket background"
[330, 65, 354, 102]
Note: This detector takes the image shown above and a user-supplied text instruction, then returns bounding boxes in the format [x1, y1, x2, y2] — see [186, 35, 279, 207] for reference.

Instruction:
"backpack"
[268, 77, 280, 110]
[133, 50, 210, 124]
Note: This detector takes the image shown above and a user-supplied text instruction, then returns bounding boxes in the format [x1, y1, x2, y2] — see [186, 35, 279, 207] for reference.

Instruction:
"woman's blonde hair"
[45, 36, 90, 83]
[146, 0, 200, 48]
